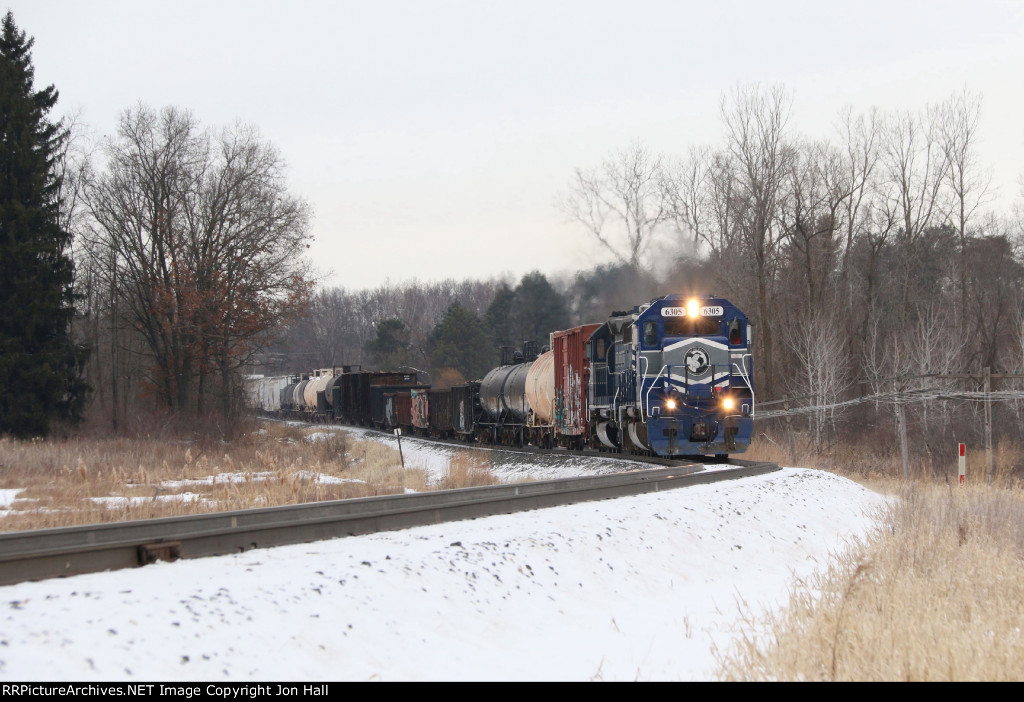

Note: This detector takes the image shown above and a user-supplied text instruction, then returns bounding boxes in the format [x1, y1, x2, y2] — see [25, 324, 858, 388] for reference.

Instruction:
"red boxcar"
[553, 323, 601, 445]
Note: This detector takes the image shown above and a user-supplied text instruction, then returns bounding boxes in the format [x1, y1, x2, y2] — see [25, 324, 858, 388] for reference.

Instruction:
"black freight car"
[451, 382, 482, 440]
[342, 371, 420, 426]
[427, 388, 453, 438]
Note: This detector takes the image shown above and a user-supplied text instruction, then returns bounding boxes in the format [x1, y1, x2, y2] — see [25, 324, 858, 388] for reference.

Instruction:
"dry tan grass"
[0, 423, 500, 532]
[744, 433, 904, 486]
[716, 477, 1024, 681]
[9, 422, 1024, 680]
[437, 449, 502, 490]
[744, 430, 1024, 494]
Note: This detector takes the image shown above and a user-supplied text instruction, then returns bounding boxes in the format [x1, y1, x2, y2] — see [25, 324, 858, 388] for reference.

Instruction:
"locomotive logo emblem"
[684, 348, 710, 375]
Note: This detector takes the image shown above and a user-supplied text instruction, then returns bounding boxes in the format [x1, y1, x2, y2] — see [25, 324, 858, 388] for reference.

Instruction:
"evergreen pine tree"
[365, 318, 410, 370]
[484, 283, 517, 348]
[428, 302, 494, 382]
[510, 271, 570, 347]
[0, 12, 89, 437]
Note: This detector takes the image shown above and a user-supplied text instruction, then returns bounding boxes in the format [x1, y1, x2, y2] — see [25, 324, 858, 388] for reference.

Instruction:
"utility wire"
[755, 389, 1024, 420]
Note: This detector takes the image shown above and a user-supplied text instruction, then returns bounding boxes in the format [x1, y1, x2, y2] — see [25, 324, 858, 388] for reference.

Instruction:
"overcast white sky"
[8, 1, 1024, 290]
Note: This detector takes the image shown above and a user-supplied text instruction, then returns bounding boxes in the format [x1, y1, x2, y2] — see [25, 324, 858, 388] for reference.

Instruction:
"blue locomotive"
[587, 295, 754, 457]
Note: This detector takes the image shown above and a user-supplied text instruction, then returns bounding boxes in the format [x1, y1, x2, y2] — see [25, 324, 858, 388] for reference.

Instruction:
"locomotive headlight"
[722, 397, 735, 411]
[665, 399, 677, 411]
[687, 299, 699, 318]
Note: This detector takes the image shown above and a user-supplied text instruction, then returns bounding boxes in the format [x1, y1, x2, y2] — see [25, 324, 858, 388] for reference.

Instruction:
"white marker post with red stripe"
[958, 443, 966, 485]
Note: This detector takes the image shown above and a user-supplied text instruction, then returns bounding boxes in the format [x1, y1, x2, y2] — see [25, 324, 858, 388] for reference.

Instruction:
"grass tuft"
[439, 450, 500, 490]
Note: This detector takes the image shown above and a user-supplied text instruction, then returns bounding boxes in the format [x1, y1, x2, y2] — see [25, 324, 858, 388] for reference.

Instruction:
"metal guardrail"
[0, 460, 779, 586]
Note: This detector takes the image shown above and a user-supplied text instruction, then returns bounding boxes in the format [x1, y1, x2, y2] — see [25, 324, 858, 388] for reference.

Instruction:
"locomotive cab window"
[729, 319, 742, 345]
[642, 321, 657, 347]
[664, 316, 721, 337]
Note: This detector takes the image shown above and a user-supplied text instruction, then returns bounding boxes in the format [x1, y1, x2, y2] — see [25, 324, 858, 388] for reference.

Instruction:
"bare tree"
[860, 314, 913, 479]
[87, 104, 312, 418]
[786, 307, 852, 453]
[879, 106, 950, 317]
[835, 107, 882, 319]
[701, 150, 743, 262]
[662, 145, 713, 248]
[904, 304, 967, 473]
[87, 105, 204, 411]
[718, 83, 795, 399]
[779, 138, 851, 311]
[52, 108, 96, 241]
[963, 232, 1023, 371]
[937, 89, 991, 335]
[836, 107, 882, 264]
[559, 141, 669, 269]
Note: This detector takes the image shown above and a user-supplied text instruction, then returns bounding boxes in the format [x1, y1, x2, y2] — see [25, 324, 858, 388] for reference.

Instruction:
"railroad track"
[282, 414, 743, 469]
[0, 451, 778, 587]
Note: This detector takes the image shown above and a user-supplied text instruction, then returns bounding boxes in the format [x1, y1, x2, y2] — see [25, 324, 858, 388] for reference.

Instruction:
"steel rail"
[0, 459, 778, 587]
[293, 416, 742, 468]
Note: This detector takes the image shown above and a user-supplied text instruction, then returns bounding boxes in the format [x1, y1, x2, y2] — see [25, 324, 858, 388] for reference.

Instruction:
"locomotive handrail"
[608, 367, 625, 419]
[732, 354, 755, 413]
[742, 355, 755, 395]
[638, 354, 652, 420]
[643, 363, 670, 420]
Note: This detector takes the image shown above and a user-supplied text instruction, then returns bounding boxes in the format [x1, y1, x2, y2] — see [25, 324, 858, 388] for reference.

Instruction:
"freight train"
[247, 294, 755, 458]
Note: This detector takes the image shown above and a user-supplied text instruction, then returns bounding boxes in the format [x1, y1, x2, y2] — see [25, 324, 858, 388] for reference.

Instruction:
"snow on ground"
[326, 423, 657, 484]
[0, 457, 889, 682]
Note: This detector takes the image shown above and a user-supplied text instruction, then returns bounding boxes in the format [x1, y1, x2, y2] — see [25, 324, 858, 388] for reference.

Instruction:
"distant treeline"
[274, 84, 1024, 464]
